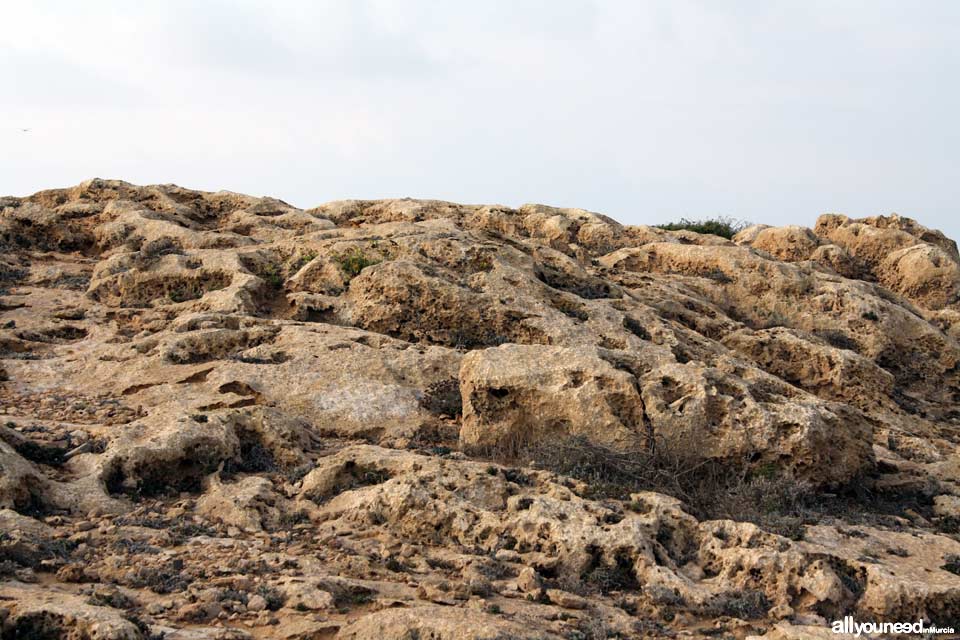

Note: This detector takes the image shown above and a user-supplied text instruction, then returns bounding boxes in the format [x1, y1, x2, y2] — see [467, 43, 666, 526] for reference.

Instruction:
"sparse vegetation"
[292, 250, 318, 271]
[4, 181, 957, 636]
[128, 562, 191, 594]
[583, 557, 641, 594]
[0, 255, 29, 284]
[86, 587, 136, 610]
[493, 435, 813, 539]
[260, 262, 285, 289]
[419, 378, 463, 418]
[332, 247, 380, 279]
[655, 216, 749, 240]
[256, 584, 286, 611]
[701, 589, 771, 619]
[225, 428, 278, 474]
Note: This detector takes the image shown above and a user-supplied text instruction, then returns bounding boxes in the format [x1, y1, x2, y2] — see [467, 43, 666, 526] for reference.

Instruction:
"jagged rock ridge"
[0, 179, 958, 639]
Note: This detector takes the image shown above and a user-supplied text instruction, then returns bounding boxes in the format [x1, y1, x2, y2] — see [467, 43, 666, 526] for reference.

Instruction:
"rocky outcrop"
[336, 606, 563, 639]
[459, 344, 647, 451]
[736, 212, 960, 311]
[2, 180, 959, 638]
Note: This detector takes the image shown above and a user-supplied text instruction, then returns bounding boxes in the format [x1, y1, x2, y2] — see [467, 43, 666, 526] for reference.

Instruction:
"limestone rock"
[740, 225, 820, 262]
[0, 582, 144, 639]
[459, 344, 646, 451]
[3, 179, 960, 638]
[336, 606, 562, 639]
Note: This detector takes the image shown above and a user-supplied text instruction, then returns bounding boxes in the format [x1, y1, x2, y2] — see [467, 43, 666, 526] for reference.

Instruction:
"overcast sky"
[3, 1, 959, 239]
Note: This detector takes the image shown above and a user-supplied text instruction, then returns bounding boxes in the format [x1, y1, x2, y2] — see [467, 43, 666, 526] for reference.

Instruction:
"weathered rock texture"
[1, 180, 958, 638]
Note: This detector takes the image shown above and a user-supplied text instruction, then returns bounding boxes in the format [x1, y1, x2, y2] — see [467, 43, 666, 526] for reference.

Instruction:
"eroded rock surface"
[1, 180, 959, 638]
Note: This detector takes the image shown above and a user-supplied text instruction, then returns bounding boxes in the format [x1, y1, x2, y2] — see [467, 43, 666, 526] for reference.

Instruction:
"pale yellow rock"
[335, 605, 562, 639]
[3, 180, 960, 638]
[459, 344, 646, 451]
[746, 225, 821, 262]
[0, 582, 143, 640]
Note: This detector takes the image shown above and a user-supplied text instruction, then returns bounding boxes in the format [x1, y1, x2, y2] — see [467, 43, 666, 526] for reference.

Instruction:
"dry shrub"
[486, 435, 814, 539]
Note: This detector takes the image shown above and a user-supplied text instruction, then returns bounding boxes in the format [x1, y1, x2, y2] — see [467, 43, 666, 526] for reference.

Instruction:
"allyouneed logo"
[832, 617, 955, 636]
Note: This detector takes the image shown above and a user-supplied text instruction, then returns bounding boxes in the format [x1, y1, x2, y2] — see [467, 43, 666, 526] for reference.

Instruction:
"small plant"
[123, 613, 167, 640]
[567, 617, 617, 640]
[752, 462, 779, 481]
[217, 588, 249, 604]
[292, 250, 318, 271]
[261, 263, 285, 289]
[256, 584, 286, 611]
[86, 587, 136, 610]
[655, 216, 749, 240]
[584, 557, 641, 594]
[224, 428, 277, 474]
[861, 310, 880, 322]
[627, 500, 646, 513]
[332, 247, 380, 279]
[0, 259, 28, 284]
[168, 287, 192, 303]
[419, 379, 463, 418]
[128, 563, 191, 594]
[384, 557, 407, 573]
[701, 589, 771, 619]
[277, 510, 311, 528]
[336, 589, 374, 612]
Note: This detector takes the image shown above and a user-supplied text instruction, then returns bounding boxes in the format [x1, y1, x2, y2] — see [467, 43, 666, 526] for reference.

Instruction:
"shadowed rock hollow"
[1, 179, 959, 639]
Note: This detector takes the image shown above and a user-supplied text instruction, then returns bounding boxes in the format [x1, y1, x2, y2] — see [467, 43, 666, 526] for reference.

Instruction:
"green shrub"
[655, 216, 749, 240]
[292, 250, 318, 272]
[260, 263, 285, 289]
[332, 247, 380, 279]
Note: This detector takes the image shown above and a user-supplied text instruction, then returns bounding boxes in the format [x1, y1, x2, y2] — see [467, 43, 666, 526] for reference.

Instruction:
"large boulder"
[459, 344, 872, 484]
[637, 360, 874, 484]
[458, 344, 646, 451]
[814, 213, 960, 310]
[877, 243, 960, 310]
[737, 225, 821, 262]
[0, 583, 144, 640]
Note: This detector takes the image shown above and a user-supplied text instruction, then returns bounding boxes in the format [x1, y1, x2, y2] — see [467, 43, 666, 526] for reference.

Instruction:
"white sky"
[3, 1, 959, 240]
